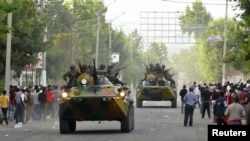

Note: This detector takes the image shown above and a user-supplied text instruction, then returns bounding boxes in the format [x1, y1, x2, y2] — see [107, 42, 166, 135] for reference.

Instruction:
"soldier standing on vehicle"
[106, 65, 126, 85]
[79, 64, 88, 73]
[63, 65, 79, 88]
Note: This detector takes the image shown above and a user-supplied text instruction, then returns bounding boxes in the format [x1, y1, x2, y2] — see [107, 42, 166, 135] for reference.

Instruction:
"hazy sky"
[104, 0, 238, 32]
[104, 0, 239, 53]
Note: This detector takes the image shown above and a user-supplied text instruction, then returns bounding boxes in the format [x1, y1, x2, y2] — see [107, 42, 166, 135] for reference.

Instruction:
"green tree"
[122, 30, 144, 88]
[179, 0, 212, 39]
[46, 0, 109, 84]
[172, 18, 240, 83]
[45, 1, 75, 84]
[0, 0, 44, 78]
[229, 0, 250, 26]
[0, 0, 20, 34]
[10, 0, 47, 77]
[229, 0, 250, 75]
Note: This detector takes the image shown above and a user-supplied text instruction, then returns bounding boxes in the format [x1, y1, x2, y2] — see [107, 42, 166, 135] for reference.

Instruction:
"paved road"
[0, 92, 217, 141]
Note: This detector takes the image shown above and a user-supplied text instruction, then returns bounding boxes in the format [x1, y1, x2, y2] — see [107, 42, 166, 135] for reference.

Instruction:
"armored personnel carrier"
[59, 60, 134, 134]
[136, 63, 177, 108]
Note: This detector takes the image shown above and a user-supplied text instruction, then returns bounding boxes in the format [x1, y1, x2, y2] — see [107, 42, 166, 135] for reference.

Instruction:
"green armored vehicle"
[59, 60, 134, 134]
[136, 63, 177, 108]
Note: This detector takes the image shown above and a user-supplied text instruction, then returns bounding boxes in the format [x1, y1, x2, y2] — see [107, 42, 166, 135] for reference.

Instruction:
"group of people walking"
[0, 84, 61, 127]
[179, 81, 250, 126]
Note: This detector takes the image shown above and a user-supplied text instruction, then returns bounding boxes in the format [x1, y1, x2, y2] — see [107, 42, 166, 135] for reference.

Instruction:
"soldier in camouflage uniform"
[106, 65, 126, 85]
[63, 65, 79, 88]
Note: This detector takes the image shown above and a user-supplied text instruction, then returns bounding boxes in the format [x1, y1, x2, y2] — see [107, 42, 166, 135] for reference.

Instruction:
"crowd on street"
[0, 80, 250, 128]
[0, 84, 61, 128]
[180, 81, 250, 126]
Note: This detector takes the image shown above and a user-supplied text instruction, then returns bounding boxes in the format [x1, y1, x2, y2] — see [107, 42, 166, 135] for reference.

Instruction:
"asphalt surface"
[1, 89, 247, 141]
[0, 100, 219, 141]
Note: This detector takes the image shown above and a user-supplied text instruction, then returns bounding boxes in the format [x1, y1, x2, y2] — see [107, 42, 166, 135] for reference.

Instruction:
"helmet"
[70, 65, 76, 70]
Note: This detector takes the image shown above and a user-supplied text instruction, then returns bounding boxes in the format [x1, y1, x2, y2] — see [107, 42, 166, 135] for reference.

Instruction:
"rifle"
[144, 63, 149, 69]
[236, 79, 242, 86]
[169, 73, 177, 77]
[164, 68, 171, 73]
[230, 79, 242, 89]
[113, 66, 127, 78]
[114, 66, 127, 72]
[78, 59, 82, 72]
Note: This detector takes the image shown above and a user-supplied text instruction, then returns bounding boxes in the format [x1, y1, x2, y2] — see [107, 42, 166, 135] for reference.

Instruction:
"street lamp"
[4, 0, 13, 94]
[130, 39, 133, 63]
[95, 0, 118, 67]
[222, 0, 228, 85]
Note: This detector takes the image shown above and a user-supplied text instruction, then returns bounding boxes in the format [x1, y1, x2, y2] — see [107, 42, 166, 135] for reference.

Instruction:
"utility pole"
[4, 0, 13, 94]
[108, 12, 124, 65]
[95, 13, 100, 67]
[130, 39, 133, 63]
[71, 0, 76, 65]
[109, 22, 112, 65]
[222, 0, 228, 85]
[40, 0, 47, 86]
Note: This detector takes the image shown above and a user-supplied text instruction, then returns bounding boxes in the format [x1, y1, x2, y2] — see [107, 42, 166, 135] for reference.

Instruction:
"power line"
[162, 0, 237, 6]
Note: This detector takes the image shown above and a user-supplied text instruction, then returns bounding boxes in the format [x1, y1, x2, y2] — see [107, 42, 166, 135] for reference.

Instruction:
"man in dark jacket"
[179, 85, 187, 113]
[213, 91, 227, 125]
[38, 87, 47, 121]
[201, 86, 211, 119]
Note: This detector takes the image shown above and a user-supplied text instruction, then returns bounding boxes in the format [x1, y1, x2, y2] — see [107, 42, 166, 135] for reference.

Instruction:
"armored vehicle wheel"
[171, 98, 177, 108]
[121, 105, 134, 132]
[69, 120, 76, 132]
[136, 98, 142, 108]
[171, 91, 177, 108]
[60, 119, 70, 134]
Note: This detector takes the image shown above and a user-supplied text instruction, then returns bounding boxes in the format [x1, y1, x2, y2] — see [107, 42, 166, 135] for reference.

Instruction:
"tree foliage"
[179, 0, 212, 39]
[10, 0, 47, 77]
[173, 0, 246, 84]
[229, 0, 250, 75]
[0, 0, 45, 78]
[229, 0, 250, 26]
